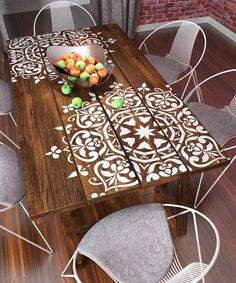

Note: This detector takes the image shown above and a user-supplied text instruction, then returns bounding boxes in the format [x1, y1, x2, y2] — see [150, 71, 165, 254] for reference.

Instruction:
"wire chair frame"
[184, 69, 236, 208]
[0, 109, 19, 149]
[0, 79, 18, 148]
[0, 141, 52, 254]
[138, 20, 207, 101]
[0, 129, 20, 149]
[61, 204, 220, 283]
[33, 0, 96, 36]
[0, 200, 53, 254]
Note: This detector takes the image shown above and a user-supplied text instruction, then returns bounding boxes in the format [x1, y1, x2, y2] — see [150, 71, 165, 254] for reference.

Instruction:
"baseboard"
[137, 16, 236, 43]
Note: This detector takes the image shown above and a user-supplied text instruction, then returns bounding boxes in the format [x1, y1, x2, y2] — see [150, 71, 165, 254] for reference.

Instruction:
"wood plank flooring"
[0, 21, 236, 282]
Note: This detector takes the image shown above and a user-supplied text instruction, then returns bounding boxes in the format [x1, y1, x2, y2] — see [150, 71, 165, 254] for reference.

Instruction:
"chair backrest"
[33, 1, 96, 36]
[169, 21, 201, 66]
[184, 69, 236, 105]
[138, 20, 206, 83]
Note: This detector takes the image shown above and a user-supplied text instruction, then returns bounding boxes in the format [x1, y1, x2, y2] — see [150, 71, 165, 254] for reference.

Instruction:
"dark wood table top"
[7, 24, 229, 219]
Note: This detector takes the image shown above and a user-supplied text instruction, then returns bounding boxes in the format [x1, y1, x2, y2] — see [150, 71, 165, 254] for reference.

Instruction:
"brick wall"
[139, 0, 236, 33]
[139, 0, 212, 25]
[212, 0, 236, 33]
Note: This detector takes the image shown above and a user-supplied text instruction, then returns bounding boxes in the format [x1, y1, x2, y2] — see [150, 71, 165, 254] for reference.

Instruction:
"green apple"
[95, 62, 104, 70]
[72, 97, 83, 109]
[67, 76, 78, 83]
[75, 60, 86, 71]
[112, 98, 124, 109]
[80, 71, 90, 81]
[57, 60, 66, 69]
[61, 84, 72, 95]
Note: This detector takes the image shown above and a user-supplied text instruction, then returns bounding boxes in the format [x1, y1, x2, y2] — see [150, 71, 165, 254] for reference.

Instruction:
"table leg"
[155, 183, 167, 193]
[59, 209, 93, 257]
[176, 175, 190, 236]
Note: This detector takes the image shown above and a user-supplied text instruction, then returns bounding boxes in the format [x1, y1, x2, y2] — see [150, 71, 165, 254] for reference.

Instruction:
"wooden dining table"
[7, 23, 229, 239]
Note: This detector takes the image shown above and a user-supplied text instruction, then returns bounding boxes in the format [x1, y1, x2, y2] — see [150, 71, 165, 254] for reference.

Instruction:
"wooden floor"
[0, 20, 236, 283]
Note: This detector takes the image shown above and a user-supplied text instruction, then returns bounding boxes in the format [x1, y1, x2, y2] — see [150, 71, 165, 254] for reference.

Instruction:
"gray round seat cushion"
[0, 144, 24, 206]
[78, 203, 173, 283]
[0, 79, 13, 114]
[145, 54, 187, 84]
[187, 102, 236, 146]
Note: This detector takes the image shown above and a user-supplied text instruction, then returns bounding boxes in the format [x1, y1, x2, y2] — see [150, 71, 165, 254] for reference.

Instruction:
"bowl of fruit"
[47, 45, 114, 87]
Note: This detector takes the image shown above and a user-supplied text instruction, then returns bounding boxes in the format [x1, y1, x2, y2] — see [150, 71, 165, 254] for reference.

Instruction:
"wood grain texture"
[7, 36, 87, 219]
[6, 23, 229, 231]
[1, 20, 236, 283]
[94, 24, 229, 174]
[37, 30, 140, 202]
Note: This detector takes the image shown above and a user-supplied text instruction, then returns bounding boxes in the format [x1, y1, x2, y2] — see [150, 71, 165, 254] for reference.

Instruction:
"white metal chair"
[184, 69, 236, 208]
[61, 203, 220, 283]
[138, 20, 207, 101]
[0, 141, 53, 255]
[0, 79, 19, 149]
[33, 1, 96, 36]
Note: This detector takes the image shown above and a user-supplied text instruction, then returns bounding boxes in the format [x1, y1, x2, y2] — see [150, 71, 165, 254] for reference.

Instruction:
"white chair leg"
[0, 203, 53, 254]
[19, 202, 53, 254]
[0, 130, 20, 149]
[180, 71, 193, 101]
[193, 70, 203, 103]
[194, 172, 204, 208]
[9, 112, 17, 127]
[194, 155, 236, 208]
[61, 248, 82, 283]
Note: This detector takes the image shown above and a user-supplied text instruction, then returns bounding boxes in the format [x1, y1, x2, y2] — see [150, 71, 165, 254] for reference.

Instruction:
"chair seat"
[187, 102, 236, 146]
[0, 144, 24, 206]
[145, 54, 187, 84]
[78, 204, 173, 283]
[0, 79, 13, 114]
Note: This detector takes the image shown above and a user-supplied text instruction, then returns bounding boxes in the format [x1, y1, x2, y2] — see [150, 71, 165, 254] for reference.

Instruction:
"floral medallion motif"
[7, 36, 46, 84]
[136, 84, 228, 170]
[65, 27, 117, 59]
[45, 101, 139, 200]
[101, 85, 188, 182]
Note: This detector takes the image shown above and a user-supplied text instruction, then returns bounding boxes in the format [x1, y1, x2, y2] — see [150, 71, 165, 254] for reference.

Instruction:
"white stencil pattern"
[7, 36, 46, 84]
[137, 85, 227, 170]
[46, 101, 139, 199]
[8, 28, 117, 83]
[66, 28, 117, 59]
[101, 86, 188, 182]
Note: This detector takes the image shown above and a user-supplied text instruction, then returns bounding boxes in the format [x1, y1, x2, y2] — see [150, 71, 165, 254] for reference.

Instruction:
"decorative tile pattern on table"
[37, 31, 71, 81]
[100, 85, 188, 183]
[137, 85, 228, 171]
[7, 36, 46, 84]
[45, 100, 139, 200]
[8, 28, 117, 85]
[65, 27, 117, 58]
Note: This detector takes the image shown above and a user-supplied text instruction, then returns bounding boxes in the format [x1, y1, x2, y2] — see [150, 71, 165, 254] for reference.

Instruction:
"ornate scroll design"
[101, 84, 188, 182]
[137, 85, 227, 170]
[66, 27, 117, 58]
[45, 101, 138, 199]
[8, 28, 117, 84]
[8, 36, 46, 84]
[37, 31, 71, 81]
